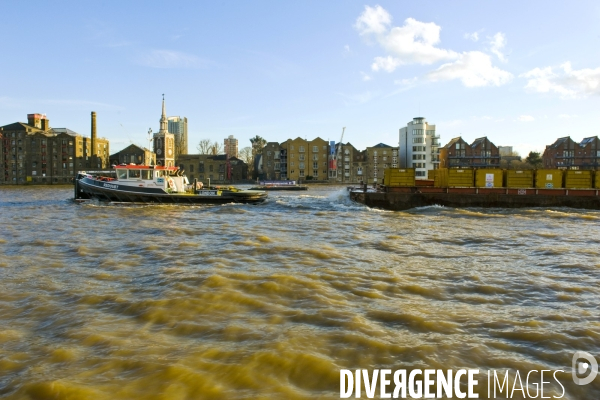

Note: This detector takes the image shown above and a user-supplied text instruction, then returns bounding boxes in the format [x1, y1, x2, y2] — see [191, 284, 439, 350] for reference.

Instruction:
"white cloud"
[559, 114, 578, 119]
[372, 56, 403, 72]
[464, 32, 479, 42]
[137, 50, 207, 69]
[344, 45, 350, 53]
[518, 115, 535, 122]
[520, 62, 600, 98]
[427, 51, 513, 87]
[354, 5, 392, 36]
[489, 32, 507, 62]
[361, 72, 372, 81]
[355, 6, 511, 88]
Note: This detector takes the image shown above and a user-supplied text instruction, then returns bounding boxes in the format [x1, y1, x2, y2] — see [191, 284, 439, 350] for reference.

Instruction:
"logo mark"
[572, 351, 598, 385]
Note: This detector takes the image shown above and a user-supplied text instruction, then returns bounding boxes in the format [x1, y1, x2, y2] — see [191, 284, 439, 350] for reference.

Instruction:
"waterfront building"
[439, 136, 500, 168]
[177, 154, 248, 183]
[333, 143, 368, 183]
[399, 117, 440, 178]
[542, 136, 600, 169]
[262, 137, 329, 182]
[261, 141, 282, 180]
[365, 143, 398, 184]
[154, 97, 176, 167]
[109, 144, 155, 166]
[0, 112, 109, 185]
[224, 135, 238, 159]
[167, 116, 188, 157]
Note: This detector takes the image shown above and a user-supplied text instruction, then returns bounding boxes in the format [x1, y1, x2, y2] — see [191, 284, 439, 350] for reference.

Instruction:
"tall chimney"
[91, 111, 97, 158]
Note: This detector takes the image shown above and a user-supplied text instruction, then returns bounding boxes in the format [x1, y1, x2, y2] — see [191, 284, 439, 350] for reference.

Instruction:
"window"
[413, 137, 424, 143]
[190, 164, 194, 172]
[299, 146, 305, 152]
[141, 170, 152, 180]
[312, 154, 318, 160]
[299, 162, 305, 169]
[299, 170, 305, 177]
[426, 130, 435, 135]
[299, 154, 305, 161]
[118, 169, 127, 179]
[313, 162, 318, 169]
[128, 170, 141, 178]
[412, 129, 424, 135]
[313, 146, 318, 152]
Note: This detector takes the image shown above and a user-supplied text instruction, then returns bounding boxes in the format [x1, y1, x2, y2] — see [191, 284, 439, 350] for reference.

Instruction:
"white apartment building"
[399, 117, 440, 178]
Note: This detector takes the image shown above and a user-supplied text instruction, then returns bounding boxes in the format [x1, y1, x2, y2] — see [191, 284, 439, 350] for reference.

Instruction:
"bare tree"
[210, 141, 224, 155]
[174, 133, 186, 160]
[197, 139, 212, 154]
[239, 146, 253, 175]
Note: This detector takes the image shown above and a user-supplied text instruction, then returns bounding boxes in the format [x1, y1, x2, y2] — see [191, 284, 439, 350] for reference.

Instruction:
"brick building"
[109, 144, 155, 166]
[259, 137, 329, 182]
[177, 154, 248, 184]
[542, 136, 600, 169]
[365, 143, 398, 184]
[0, 113, 109, 185]
[439, 136, 500, 168]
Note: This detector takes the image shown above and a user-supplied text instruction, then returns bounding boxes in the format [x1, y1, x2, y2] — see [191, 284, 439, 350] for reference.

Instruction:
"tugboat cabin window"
[117, 169, 128, 179]
[128, 169, 141, 179]
[141, 170, 152, 180]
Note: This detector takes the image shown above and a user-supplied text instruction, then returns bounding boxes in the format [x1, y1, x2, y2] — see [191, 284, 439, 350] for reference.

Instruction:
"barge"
[349, 168, 600, 211]
[350, 186, 600, 211]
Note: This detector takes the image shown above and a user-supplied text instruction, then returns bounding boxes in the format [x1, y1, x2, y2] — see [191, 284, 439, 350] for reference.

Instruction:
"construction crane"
[336, 127, 345, 182]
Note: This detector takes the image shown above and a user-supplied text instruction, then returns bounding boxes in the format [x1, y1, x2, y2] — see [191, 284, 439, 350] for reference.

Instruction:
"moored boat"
[250, 180, 308, 191]
[75, 164, 267, 204]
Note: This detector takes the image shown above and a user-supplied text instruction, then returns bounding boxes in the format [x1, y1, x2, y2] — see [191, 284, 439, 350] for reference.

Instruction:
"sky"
[1, 1, 600, 156]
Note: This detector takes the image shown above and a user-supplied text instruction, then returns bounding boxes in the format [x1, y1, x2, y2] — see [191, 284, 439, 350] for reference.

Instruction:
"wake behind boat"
[75, 164, 267, 204]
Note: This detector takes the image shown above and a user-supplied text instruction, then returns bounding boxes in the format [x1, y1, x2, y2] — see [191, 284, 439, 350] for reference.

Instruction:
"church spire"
[159, 94, 168, 133]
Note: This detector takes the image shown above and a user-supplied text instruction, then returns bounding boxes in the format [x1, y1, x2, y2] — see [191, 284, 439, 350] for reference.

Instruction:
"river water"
[0, 185, 599, 399]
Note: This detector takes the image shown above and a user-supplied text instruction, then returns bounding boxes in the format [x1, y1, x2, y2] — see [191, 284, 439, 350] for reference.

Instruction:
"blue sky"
[2, 1, 599, 155]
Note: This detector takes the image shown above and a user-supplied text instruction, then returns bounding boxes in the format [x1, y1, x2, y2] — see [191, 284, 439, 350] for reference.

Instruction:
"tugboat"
[74, 164, 267, 205]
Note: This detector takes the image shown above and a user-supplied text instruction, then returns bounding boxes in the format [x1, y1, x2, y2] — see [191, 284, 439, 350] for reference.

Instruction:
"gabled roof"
[471, 136, 493, 148]
[442, 137, 464, 148]
[549, 136, 574, 149]
[580, 136, 599, 146]
[0, 122, 44, 132]
[371, 143, 392, 148]
[110, 144, 148, 157]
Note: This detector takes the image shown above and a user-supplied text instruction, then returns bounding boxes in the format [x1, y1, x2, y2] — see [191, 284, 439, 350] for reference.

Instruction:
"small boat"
[250, 180, 308, 191]
[74, 164, 267, 205]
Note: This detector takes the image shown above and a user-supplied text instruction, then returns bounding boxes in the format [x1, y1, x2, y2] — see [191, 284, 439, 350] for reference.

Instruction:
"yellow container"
[595, 171, 600, 189]
[475, 169, 503, 188]
[434, 168, 448, 188]
[427, 170, 435, 180]
[448, 168, 474, 187]
[564, 170, 593, 189]
[505, 170, 533, 188]
[535, 169, 563, 189]
[383, 168, 415, 187]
